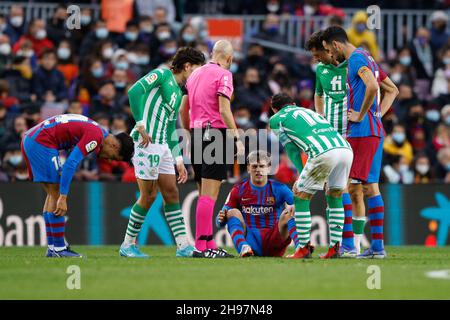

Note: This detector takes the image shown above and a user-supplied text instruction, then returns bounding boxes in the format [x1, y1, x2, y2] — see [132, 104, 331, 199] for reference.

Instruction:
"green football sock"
[294, 196, 312, 248]
[164, 203, 189, 249]
[124, 203, 148, 245]
[326, 195, 345, 248]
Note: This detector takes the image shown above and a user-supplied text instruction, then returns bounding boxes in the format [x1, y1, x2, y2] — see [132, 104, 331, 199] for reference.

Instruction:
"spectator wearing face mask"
[436, 146, 450, 183]
[80, 20, 112, 59]
[79, 56, 108, 99]
[255, 14, 286, 48]
[56, 40, 79, 87]
[233, 106, 256, 131]
[267, 62, 292, 95]
[383, 124, 414, 165]
[430, 11, 449, 55]
[111, 68, 130, 107]
[116, 20, 140, 49]
[13, 19, 54, 58]
[431, 46, 450, 97]
[346, 11, 380, 61]
[4, 5, 26, 45]
[413, 153, 435, 183]
[149, 23, 174, 61]
[125, 45, 150, 78]
[1, 143, 28, 182]
[71, 8, 94, 50]
[297, 79, 314, 110]
[155, 38, 178, 67]
[178, 24, 198, 48]
[382, 155, 414, 184]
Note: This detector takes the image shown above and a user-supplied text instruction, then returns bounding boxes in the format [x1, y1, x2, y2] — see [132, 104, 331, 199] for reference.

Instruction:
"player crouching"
[216, 151, 301, 257]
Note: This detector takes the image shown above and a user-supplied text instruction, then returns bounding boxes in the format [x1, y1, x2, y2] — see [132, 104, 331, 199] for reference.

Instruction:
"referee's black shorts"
[190, 128, 235, 183]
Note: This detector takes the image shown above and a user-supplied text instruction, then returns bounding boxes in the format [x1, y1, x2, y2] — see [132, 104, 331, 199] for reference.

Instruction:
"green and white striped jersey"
[315, 61, 348, 137]
[128, 68, 182, 148]
[269, 106, 351, 161]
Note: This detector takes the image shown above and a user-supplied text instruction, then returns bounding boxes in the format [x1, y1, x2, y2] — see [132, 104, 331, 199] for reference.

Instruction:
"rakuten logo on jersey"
[241, 206, 274, 215]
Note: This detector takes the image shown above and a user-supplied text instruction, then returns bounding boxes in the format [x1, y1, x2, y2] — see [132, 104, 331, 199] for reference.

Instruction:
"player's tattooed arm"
[379, 76, 399, 117]
[349, 66, 379, 122]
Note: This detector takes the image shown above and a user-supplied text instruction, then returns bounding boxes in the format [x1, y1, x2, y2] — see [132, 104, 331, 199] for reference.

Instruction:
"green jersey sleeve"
[269, 114, 304, 173]
[166, 115, 182, 160]
[283, 141, 304, 173]
[128, 69, 166, 123]
[315, 64, 324, 96]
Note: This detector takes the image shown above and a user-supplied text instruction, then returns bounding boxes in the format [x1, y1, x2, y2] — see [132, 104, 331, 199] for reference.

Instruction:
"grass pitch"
[0, 246, 449, 299]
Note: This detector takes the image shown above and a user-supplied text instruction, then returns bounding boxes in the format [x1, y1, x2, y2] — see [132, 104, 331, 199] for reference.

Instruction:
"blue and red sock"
[227, 217, 248, 253]
[368, 195, 384, 252]
[342, 193, 355, 249]
[287, 217, 300, 249]
[43, 212, 54, 249]
[48, 213, 66, 251]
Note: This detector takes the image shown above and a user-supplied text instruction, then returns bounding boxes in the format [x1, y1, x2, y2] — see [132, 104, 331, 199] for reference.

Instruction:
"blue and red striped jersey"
[222, 178, 293, 229]
[26, 114, 108, 156]
[346, 48, 384, 138]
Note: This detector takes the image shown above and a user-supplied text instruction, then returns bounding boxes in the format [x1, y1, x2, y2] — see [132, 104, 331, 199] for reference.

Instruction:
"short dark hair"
[305, 30, 325, 51]
[321, 26, 349, 44]
[171, 47, 206, 73]
[115, 132, 134, 162]
[271, 93, 295, 111]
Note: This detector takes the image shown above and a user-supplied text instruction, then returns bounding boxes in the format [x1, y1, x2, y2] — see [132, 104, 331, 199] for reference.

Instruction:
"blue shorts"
[21, 135, 61, 183]
[244, 224, 290, 257]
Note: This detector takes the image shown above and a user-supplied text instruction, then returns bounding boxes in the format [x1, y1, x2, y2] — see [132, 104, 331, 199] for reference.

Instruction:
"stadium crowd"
[0, 0, 449, 184]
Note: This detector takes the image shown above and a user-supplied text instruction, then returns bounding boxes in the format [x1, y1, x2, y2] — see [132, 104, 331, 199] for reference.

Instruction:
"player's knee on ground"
[362, 183, 380, 198]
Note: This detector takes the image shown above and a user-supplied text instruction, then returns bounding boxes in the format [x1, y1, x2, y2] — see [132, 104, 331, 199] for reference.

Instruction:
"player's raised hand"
[54, 195, 68, 216]
[138, 125, 151, 147]
[347, 109, 362, 122]
[176, 160, 188, 184]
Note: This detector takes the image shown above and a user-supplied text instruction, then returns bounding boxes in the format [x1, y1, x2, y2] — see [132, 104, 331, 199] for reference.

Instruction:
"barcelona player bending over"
[21, 114, 134, 257]
[216, 150, 300, 257]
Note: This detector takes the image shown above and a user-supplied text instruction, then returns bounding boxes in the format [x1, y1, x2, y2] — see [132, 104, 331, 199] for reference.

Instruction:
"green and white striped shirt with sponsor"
[269, 106, 351, 159]
[315, 61, 348, 137]
[129, 68, 182, 145]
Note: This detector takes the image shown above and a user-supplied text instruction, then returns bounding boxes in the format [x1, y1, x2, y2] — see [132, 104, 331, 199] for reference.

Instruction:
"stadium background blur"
[0, 0, 449, 186]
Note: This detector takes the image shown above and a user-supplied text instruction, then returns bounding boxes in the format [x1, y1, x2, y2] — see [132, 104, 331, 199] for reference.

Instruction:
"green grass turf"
[0, 246, 449, 299]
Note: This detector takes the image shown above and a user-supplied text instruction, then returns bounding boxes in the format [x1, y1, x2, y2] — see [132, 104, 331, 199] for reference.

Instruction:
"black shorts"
[190, 128, 235, 183]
